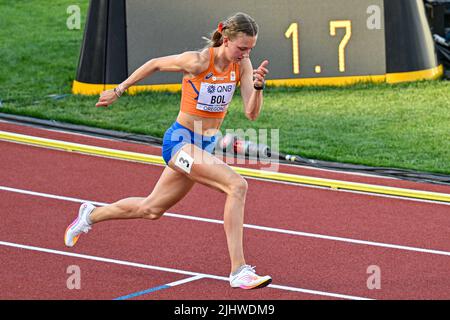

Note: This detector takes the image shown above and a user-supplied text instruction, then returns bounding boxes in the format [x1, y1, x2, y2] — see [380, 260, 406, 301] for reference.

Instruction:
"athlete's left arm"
[239, 59, 269, 121]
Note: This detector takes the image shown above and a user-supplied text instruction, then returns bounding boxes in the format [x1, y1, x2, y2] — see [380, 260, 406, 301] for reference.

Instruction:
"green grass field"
[1, 0, 450, 175]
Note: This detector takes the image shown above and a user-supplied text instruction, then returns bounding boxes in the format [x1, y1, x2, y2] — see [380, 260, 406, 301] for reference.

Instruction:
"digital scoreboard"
[73, 0, 442, 94]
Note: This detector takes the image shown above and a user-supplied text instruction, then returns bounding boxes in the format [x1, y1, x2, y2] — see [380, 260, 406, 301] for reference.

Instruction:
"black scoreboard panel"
[74, 0, 440, 94]
[126, 0, 386, 85]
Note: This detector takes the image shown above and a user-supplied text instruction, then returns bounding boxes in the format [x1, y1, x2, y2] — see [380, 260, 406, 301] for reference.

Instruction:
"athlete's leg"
[169, 144, 248, 274]
[89, 166, 195, 223]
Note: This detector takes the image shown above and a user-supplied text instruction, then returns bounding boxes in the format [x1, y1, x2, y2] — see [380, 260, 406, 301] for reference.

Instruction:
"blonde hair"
[204, 12, 259, 48]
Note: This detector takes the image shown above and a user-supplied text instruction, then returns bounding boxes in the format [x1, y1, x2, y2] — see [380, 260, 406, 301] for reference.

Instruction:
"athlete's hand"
[95, 89, 118, 107]
[253, 60, 269, 89]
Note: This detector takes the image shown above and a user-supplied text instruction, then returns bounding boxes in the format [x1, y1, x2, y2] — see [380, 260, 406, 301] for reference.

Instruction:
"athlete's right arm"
[95, 51, 203, 107]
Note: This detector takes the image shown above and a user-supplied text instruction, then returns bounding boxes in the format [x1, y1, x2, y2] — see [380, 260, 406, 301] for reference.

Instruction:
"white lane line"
[166, 275, 205, 287]
[2, 185, 450, 258]
[267, 283, 371, 300]
[0, 240, 372, 300]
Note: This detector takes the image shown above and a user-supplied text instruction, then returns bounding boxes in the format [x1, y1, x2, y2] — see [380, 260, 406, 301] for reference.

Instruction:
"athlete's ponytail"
[203, 12, 259, 48]
[208, 28, 224, 48]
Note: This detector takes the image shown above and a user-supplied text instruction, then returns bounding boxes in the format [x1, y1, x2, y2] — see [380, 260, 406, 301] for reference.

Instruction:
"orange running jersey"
[180, 47, 240, 119]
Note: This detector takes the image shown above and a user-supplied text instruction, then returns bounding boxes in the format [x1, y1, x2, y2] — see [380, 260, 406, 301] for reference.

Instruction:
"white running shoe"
[64, 203, 95, 247]
[229, 265, 272, 289]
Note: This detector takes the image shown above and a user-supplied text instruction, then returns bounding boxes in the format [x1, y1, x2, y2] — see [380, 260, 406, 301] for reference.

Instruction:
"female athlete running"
[65, 12, 271, 290]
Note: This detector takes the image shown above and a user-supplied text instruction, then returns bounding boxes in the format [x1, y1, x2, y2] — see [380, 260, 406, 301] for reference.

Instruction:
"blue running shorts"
[162, 121, 218, 165]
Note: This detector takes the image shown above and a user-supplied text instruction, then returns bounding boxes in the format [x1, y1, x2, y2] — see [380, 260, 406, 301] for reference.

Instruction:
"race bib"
[196, 82, 236, 113]
[175, 150, 194, 174]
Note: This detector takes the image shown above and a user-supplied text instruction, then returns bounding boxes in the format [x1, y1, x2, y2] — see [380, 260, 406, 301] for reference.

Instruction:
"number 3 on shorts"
[175, 150, 194, 174]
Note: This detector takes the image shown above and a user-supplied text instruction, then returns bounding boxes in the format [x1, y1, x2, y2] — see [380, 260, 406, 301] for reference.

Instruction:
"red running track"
[1, 122, 450, 300]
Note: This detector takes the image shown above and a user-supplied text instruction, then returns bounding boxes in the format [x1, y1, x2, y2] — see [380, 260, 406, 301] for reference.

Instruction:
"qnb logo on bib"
[197, 82, 236, 113]
[207, 85, 215, 94]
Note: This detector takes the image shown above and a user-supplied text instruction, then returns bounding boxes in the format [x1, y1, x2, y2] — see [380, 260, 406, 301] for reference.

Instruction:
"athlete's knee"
[137, 202, 165, 220]
[227, 176, 248, 199]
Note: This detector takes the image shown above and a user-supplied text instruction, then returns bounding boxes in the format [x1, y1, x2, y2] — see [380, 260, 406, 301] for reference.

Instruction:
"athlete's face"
[224, 33, 257, 63]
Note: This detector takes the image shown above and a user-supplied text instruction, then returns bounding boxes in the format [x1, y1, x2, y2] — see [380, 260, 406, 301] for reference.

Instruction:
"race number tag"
[175, 150, 194, 174]
[196, 82, 236, 113]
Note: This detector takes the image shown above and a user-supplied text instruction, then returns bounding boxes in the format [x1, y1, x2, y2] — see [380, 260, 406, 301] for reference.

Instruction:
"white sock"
[232, 264, 247, 276]
[85, 207, 95, 225]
